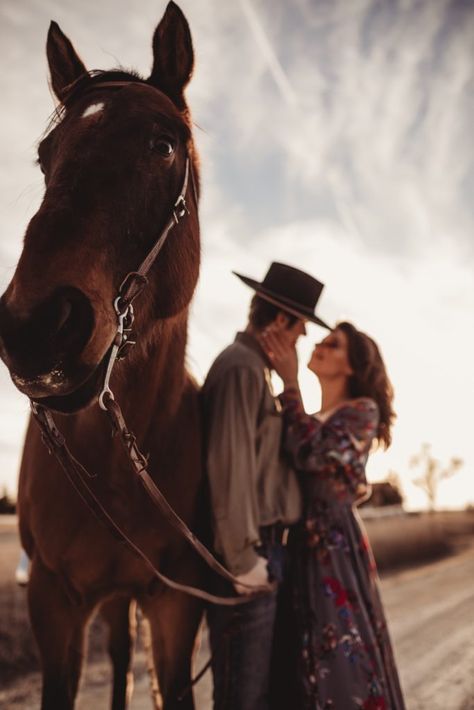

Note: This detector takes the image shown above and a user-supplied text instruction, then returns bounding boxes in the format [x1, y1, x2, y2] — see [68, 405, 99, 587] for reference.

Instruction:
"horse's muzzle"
[0, 285, 106, 411]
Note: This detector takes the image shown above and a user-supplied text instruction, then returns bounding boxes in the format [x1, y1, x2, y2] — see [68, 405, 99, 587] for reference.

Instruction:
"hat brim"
[233, 272, 332, 330]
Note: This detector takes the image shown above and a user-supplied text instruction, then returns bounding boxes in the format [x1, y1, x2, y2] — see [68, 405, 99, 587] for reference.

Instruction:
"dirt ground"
[1, 516, 474, 709]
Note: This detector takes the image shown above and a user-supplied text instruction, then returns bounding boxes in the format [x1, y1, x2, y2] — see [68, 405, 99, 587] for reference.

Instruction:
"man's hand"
[233, 556, 270, 595]
[261, 328, 299, 385]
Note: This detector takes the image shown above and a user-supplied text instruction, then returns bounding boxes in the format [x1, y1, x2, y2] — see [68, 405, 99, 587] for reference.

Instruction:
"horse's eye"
[150, 137, 175, 157]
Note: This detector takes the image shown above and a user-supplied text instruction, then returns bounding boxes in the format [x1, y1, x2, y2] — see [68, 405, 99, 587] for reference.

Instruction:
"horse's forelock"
[43, 69, 143, 136]
[42, 68, 194, 140]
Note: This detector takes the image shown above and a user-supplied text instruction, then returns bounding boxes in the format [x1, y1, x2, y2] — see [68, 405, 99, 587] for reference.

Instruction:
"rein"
[30, 80, 274, 605]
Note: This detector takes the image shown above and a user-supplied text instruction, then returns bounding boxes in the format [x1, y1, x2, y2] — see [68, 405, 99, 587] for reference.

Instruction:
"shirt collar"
[235, 331, 272, 368]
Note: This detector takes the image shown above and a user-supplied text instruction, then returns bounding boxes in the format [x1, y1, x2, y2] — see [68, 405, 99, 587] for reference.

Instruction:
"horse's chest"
[52, 522, 161, 599]
[28, 488, 161, 595]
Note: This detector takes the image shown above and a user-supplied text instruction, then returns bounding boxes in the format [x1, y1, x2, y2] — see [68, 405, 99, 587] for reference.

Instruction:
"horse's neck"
[54, 315, 193, 493]
[63, 314, 192, 478]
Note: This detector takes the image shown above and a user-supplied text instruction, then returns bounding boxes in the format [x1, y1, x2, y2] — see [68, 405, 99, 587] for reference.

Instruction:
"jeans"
[207, 540, 286, 710]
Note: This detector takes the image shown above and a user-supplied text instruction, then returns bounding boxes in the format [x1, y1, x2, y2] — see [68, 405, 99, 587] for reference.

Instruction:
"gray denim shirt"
[202, 332, 302, 575]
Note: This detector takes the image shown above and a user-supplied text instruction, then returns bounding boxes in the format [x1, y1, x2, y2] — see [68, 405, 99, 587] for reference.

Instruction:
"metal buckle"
[173, 195, 189, 223]
[98, 387, 114, 411]
[98, 300, 135, 410]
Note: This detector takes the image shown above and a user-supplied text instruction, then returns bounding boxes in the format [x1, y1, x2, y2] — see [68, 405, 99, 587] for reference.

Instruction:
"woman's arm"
[280, 390, 379, 495]
[260, 327, 379, 493]
[279, 386, 325, 469]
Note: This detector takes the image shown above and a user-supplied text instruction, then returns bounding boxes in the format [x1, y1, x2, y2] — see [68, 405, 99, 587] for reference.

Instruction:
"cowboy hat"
[233, 262, 331, 329]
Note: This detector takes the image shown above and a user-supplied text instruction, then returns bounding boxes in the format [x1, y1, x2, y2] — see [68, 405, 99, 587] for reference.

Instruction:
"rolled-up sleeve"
[204, 366, 263, 575]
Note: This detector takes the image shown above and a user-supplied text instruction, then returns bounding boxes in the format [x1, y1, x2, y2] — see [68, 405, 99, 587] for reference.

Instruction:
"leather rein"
[30, 80, 273, 606]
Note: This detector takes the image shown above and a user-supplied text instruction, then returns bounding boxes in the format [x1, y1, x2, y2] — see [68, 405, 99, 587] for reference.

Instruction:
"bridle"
[98, 153, 190, 410]
[30, 80, 273, 605]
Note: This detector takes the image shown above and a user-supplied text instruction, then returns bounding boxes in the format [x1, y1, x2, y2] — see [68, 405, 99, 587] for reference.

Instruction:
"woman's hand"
[260, 328, 299, 386]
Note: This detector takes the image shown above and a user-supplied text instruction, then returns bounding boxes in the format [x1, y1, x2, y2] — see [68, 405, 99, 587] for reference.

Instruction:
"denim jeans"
[207, 540, 286, 710]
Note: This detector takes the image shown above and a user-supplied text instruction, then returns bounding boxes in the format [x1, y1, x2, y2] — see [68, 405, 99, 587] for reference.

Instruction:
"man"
[202, 261, 331, 709]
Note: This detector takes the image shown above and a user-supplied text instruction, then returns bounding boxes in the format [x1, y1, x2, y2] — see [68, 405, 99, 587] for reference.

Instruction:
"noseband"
[30, 79, 273, 605]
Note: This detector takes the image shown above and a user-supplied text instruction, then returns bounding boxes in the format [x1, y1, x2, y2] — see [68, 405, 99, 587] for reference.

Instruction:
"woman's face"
[308, 328, 353, 380]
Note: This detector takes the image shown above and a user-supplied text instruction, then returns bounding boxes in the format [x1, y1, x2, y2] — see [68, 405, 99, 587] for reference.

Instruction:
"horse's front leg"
[140, 584, 203, 710]
[28, 556, 93, 710]
[100, 595, 137, 710]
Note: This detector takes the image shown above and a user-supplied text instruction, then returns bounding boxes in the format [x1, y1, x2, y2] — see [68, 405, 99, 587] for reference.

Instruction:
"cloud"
[0, 0, 472, 509]
[190, 0, 474, 260]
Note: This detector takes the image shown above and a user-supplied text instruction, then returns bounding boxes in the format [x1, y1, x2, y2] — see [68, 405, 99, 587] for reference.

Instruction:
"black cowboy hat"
[233, 262, 331, 329]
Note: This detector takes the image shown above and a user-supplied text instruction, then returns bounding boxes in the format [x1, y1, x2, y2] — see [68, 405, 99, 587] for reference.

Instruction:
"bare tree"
[410, 443, 463, 511]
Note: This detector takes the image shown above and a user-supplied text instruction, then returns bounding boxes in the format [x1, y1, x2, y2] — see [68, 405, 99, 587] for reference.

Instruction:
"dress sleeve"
[280, 388, 379, 496]
[203, 366, 263, 576]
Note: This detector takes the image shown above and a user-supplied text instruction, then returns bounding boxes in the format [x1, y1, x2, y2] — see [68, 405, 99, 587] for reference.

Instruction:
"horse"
[0, 3, 207, 707]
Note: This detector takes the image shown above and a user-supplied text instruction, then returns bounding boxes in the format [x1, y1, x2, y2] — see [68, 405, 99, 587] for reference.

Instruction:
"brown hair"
[248, 294, 298, 330]
[337, 321, 395, 449]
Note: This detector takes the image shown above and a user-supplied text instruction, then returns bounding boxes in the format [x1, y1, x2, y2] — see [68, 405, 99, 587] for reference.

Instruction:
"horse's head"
[0, 2, 200, 414]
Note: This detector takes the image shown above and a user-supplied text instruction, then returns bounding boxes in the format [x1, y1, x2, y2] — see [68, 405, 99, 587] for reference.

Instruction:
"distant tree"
[410, 443, 463, 511]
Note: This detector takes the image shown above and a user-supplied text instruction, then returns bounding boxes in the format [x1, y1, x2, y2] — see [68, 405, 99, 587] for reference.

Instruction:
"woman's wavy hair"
[337, 321, 395, 449]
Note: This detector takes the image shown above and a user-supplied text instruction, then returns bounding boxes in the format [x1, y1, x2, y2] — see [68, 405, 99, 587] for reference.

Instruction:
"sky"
[0, 0, 473, 510]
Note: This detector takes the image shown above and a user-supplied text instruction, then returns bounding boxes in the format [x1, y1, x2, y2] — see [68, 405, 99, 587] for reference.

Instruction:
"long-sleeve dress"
[279, 389, 405, 710]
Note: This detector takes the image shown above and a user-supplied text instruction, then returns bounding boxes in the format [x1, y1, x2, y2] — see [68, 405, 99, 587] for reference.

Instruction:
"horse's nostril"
[0, 286, 95, 380]
[56, 300, 73, 334]
[49, 287, 95, 356]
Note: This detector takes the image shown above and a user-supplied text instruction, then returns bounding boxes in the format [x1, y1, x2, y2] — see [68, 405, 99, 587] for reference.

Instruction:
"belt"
[259, 522, 291, 547]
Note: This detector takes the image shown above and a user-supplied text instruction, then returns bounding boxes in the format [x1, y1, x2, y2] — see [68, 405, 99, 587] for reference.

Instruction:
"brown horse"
[0, 3, 206, 708]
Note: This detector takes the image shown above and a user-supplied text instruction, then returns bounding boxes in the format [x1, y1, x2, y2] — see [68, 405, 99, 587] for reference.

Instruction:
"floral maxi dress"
[279, 391, 405, 710]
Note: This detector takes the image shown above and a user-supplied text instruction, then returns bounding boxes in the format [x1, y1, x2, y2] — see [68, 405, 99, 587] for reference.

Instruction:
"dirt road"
[381, 548, 474, 710]
[1, 522, 473, 709]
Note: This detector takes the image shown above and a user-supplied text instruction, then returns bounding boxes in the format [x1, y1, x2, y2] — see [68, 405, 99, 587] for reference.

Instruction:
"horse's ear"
[47, 21, 87, 101]
[148, 2, 194, 109]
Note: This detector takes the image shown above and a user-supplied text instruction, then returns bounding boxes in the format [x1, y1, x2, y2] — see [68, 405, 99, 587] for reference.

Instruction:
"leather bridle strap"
[97, 154, 191, 409]
[116, 157, 190, 311]
[32, 404, 273, 605]
[104, 396, 273, 594]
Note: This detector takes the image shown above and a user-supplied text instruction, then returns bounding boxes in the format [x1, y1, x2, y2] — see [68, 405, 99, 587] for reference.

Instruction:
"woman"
[262, 322, 405, 710]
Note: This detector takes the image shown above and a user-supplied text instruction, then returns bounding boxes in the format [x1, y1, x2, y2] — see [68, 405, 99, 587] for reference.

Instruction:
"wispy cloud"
[191, 0, 474, 259]
[239, 0, 298, 107]
[0, 0, 472, 507]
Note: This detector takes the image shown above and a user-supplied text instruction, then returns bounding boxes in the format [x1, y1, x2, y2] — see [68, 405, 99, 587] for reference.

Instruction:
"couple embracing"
[202, 263, 405, 710]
